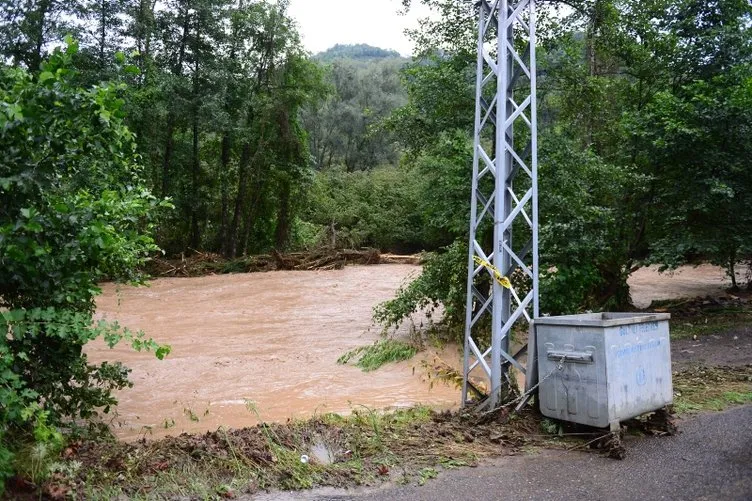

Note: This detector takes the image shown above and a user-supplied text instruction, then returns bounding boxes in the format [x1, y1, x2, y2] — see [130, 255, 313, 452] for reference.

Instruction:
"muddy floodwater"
[91, 262, 742, 440]
[628, 263, 746, 308]
[91, 265, 459, 440]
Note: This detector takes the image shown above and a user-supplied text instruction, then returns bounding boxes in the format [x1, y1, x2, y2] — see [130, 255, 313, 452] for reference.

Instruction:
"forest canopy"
[1, 0, 750, 315]
[0, 0, 749, 319]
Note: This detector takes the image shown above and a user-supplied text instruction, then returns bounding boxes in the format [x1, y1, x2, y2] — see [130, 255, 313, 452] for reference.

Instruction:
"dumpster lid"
[534, 312, 670, 327]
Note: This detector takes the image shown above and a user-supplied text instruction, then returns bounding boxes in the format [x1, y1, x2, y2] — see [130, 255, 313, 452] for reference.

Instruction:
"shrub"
[0, 41, 169, 489]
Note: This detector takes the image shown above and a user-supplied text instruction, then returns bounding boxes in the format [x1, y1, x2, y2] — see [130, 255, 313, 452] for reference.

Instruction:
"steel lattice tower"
[462, 0, 539, 410]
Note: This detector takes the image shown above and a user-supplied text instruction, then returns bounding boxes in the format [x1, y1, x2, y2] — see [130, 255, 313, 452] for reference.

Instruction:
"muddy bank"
[672, 320, 752, 369]
[91, 265, 458, 440]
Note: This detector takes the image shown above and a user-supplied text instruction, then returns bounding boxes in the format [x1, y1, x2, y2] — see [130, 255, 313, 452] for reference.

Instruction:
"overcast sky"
[287, 0, 434, 56]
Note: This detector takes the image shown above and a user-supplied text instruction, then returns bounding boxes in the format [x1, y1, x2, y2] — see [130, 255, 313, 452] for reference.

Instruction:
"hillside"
[316, 43, 403, 61]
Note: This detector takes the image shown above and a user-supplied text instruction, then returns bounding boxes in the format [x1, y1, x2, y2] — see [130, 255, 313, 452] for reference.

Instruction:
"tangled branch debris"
[145, 248, 416, 278]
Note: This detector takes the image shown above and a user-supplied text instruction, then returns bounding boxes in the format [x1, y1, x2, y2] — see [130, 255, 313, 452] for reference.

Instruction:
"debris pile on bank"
[146, 248, 421, 278]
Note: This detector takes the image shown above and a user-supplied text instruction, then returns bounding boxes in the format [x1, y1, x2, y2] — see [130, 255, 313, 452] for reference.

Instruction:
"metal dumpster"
[535, 312, 672, 429]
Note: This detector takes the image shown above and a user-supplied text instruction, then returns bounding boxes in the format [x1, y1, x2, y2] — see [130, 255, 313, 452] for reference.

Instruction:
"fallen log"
[380, 253, 423, 265]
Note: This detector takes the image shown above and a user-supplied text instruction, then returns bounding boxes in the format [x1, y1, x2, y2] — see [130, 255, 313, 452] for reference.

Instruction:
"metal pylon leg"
[462, 0, 539, 410]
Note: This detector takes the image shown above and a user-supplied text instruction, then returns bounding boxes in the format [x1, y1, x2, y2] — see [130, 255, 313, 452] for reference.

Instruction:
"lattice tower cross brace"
[462, 0, 539, 410]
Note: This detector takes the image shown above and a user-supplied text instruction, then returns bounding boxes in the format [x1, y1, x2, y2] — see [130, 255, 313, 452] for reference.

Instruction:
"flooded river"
[91, 265, 460, 440]
[90, 262, 742, 440]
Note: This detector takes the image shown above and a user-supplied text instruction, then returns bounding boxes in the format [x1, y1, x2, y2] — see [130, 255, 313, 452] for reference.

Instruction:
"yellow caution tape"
[473, 256, 512, 289]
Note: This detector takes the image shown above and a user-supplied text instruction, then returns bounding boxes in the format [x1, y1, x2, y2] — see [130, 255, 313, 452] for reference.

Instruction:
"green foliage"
[303, 165, 425, 252]
[538, 132, 647, 313]
[418, 466, 438, 485]
[32, 0, 331, 257]
[337, 339, 419, 372]
[316, 44, 401, 62]
[303, 129, 472, 254]
[539, 418, 563, 436]
[374, 241, 467, 332]
[673, 366, 752, 414]
[303, 55, 407, 172]
[0, 0, 81, 69]
[0, 43, 169, 487]
[0, 434, 12, 487]
[376, 0, 752, 337]
[632, 67, 752, 287]
[140, 0, 327, 256]
[8, 406, 64, 485]
[385, 54, 475, 156]
[372, 129, 644, 336]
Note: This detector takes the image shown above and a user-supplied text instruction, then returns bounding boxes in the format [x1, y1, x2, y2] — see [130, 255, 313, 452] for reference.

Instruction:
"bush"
[0, 41, 169, 489]
[374, 240, 467, 333]
[302, 164, 426, 252]
[373, 131, 643, 339]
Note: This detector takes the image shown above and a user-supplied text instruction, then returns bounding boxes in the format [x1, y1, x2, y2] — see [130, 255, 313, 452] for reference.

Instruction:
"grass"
[671, 311, 752, 340]
[648, 296, 752, 340]
[38, 405, 540, 499]
[337, 339, 418, 371]
[673, 365, 752, 413]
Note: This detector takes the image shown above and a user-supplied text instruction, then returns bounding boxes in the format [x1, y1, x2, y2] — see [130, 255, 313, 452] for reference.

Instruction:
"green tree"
[648, 0, 751, 287]
[79, 0, 131, 73]
[316, 43, 401, 62]
[0, 0, 81, 70]
[379, 0, 752, 334]
[303, 51, 407, 172]
[0, 43, 168, 485]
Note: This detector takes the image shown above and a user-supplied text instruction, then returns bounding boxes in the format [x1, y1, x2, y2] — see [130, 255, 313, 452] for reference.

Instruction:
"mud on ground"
[662, 293, 752, 368]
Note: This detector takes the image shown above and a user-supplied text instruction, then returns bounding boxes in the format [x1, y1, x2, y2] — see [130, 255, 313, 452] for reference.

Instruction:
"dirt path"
[672, 328, 752, 369]
[90, 265, 458, 440]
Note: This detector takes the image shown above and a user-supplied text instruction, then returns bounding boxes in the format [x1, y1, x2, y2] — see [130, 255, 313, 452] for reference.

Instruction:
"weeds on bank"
[673, 365, 752, 413]
[46, 405, 534, 499]
[338, 339, 418, 371]
[649, 296, 752, 340]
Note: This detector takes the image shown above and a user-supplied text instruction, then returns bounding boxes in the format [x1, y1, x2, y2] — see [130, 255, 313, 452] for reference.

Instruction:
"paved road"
[254, 405, 752, 501]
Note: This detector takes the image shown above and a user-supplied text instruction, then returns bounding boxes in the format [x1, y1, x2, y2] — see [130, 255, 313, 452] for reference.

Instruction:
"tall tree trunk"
[189, 11, 201, 249]
[99, 0, 107, 64]
[728, 253, 738, 291]
[219, 8, 241, 254]
[240, 173, 267, 256]
[274, 177, 292, 250]
[135, 0, 157, 86]
[30, 0, 52, 70]
[161, 119, 175, 198]
[228, 142, 252, 257]
[190, 106, 200, 249]
[160, 8, 190, 198]
[219, 134, 231, 254]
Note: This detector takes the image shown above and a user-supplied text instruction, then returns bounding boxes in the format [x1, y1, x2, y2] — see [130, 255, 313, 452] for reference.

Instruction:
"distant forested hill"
[303, 44, 409, 172]
[316, 43, 402, 61]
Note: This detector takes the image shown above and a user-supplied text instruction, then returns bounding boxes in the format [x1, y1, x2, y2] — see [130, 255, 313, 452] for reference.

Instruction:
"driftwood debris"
[271, 248, 380, 271]
[147, 247, 397, 278]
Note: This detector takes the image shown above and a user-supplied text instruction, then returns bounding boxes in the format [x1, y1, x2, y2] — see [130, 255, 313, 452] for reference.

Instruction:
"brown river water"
[90, 265, 460, 440]
[90, 262, 742, 440]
